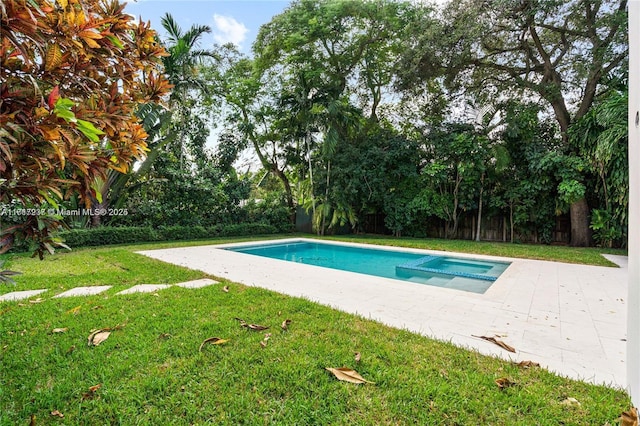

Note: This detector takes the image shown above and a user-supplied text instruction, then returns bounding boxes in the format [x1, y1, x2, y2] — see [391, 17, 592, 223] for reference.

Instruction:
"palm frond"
[161, 13, 182, 44]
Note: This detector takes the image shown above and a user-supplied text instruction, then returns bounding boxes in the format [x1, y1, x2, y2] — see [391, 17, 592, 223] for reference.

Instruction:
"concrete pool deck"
[139, 238, 628, 389]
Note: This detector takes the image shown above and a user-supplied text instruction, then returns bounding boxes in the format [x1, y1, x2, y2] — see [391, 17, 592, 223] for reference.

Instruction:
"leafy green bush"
[54, 223, 279, 250]
[156, 225, 209, 241]
[218, 223, 277, 237]
[59, 227, 159, 247]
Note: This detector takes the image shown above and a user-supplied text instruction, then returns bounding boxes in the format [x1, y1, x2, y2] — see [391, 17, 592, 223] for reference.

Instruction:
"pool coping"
[138, 237, 628, 390]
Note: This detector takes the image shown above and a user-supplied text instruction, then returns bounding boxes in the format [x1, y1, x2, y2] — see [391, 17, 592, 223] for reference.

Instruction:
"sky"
[124, 0, 293, 54]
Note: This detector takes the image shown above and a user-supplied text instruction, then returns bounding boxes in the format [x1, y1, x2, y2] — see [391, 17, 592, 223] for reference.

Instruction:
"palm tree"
[160, 13, 217, 167]
[91, 14, 216, 224]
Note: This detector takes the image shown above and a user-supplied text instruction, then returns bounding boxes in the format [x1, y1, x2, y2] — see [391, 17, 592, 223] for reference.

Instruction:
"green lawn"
[0, 236, 631, 424]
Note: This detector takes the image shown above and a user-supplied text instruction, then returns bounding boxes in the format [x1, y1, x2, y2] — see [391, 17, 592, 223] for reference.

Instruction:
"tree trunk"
[475, 173, 484, 242]
[502, 215, 507, 242]
[273, 168, 295, 225]
[321, 160, 331, 236]
[509, 202, 514, 243]
[569, 197, 591, 247]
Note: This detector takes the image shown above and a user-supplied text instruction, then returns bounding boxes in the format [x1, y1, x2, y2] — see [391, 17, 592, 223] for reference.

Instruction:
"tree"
[251, 0, 423, 232]
[571, 90, 628, 247]
[99, 14, 217, 217]
[403, 0, 628, 246]
[0, 0, 170, 257]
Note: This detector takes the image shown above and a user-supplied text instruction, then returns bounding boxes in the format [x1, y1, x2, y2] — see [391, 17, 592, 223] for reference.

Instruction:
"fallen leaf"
[260, 341, 267, 348]
[87, 329, 111, 346]
[66, 305, 81, 315]
[223, 285, 229, 293]
[82, 383, 101, 400]
[281, 319, 291, 330]
[516, 360, 540, 369]
[50, 410, 64, 418]
[473, 335, 516, 353]
[30, 414, 35, 426]
[199, 337, 229, 352]
[263, 333, 271, 341]
[235, 317, 269, 331]
[52, 327, 68, 334]
[620, 407, 639, 426]
[560, 397, 581, 407]
[325, 367, 374, 384]
[158, 333, 172, 339]
[66, 345, 76, 354]
[29, 298, 43, 304]
[151, 293, 159, 297]
[495, 377, 516, 389]
[247, 323, 269, 331]
[354, 352, 361, 363]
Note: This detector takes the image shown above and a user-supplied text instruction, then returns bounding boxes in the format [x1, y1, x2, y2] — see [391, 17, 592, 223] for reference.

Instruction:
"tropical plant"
[0, 0, 170, 257]
[401, 0, 628, 246]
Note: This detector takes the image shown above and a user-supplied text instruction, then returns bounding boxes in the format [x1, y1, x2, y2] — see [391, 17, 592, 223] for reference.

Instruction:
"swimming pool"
[225, 240, 510, 294]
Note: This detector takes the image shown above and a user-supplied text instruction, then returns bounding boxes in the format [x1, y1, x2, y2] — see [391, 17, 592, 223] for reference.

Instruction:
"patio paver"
[0, 289, 47, 302]
[175, 278, 218, 289]
[54, 286, 112, 298]
[117, 284, 171, 295]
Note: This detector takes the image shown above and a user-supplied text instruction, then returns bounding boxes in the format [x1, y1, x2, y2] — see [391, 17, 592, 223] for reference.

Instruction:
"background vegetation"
[0, 0, 629, 252]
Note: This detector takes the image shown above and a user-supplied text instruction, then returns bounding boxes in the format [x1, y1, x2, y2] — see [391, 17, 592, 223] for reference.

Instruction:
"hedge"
[56, 223, 278, 249]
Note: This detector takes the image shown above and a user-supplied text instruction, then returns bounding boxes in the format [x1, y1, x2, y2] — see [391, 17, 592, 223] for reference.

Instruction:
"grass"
[0, 235, 632, 424]
[321, 234, 627, 267]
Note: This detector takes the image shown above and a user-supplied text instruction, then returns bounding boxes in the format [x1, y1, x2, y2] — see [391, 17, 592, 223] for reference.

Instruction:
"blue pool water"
[225, 240, 510, 294]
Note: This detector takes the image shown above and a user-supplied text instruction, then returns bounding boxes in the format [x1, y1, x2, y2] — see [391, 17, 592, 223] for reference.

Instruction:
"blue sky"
[124, 0, 293, 54]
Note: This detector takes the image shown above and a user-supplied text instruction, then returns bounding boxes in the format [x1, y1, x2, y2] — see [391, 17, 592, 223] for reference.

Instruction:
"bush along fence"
[6, 223, 280, 253]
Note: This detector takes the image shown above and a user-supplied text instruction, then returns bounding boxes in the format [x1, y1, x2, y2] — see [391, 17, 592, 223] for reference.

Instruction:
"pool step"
[396, 256, 497, 282]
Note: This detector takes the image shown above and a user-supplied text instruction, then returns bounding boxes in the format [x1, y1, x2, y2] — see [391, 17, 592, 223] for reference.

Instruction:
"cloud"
[212, 14, 248, 48]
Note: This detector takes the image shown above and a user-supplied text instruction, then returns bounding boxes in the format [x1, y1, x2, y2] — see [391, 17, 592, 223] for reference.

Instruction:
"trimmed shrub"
[59, 227, 158, 247]
[54, 223, 279, 250]
[218, 223, 277, 237]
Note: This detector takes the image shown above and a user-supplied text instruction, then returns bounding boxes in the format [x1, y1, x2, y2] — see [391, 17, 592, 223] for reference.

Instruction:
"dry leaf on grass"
[235, 317, 269, 331]
[516, 360, 540, 369]
[260, 333, 271, 348]
[158, 333, 172, 340]
[325, 367, 374, 384]
[50, 410, 64, 418]
[199, 337, 229, 352]
[30, 414, 35, 426]
[82, 383, 102, 400]
[495, 377, 516, 389]
[223, 285, 229, 293]
[66, 305, 81, 315]
[620, 407, 639, 426]
[472, 335, 516, 353]
[354, 352, 361, 363]
[52, 328, 68, 334]
[87, 329, 111, 346]
[281, 319, 291, 330]
[247, 324, 269, 331]
[29, 298, 43, 304]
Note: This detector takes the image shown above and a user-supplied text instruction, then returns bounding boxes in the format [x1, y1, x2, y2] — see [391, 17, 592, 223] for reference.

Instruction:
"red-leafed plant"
[0, 0, 171, 258]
